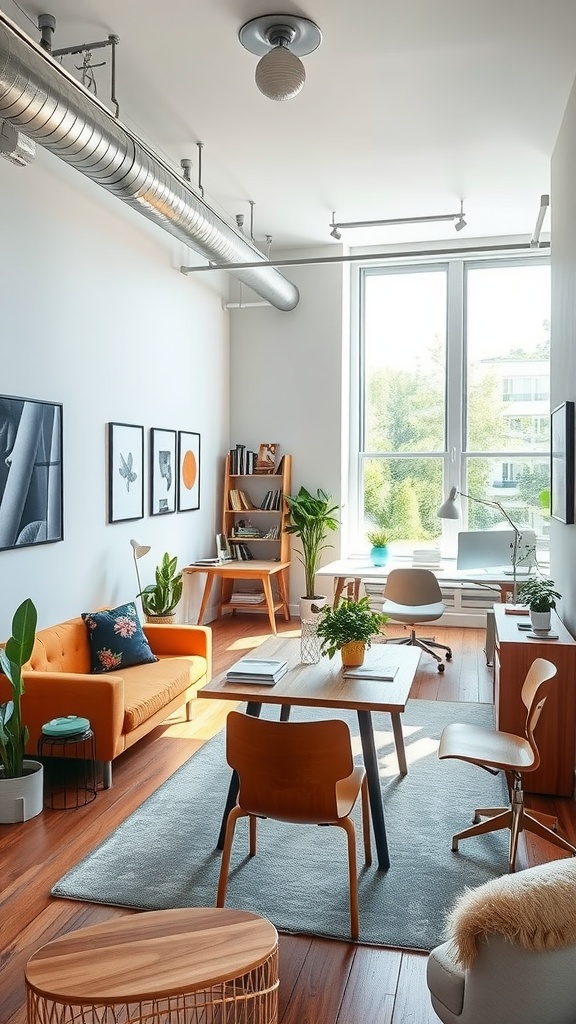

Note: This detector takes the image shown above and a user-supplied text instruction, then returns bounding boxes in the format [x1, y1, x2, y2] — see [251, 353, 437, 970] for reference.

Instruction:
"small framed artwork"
[177, 430, 200, 511]
[255, 442, 278, 474]
[0, 394, 63, 550]
[108, 422, 144, 523]
[151, 427, 177, 515]
[550, 401, 574, 524]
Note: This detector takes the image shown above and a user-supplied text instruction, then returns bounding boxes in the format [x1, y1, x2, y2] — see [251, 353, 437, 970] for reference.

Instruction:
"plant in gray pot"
[285, 486, 340, 619]
[516, 577, 561, 633]
[0, 597, 44, 823]
[139, 551, 183, 623]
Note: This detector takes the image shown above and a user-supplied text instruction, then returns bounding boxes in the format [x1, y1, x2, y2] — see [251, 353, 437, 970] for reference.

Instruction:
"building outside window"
[352, 256, 550, 561]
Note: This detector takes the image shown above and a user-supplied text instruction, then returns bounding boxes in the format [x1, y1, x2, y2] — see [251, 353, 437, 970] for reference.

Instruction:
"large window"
[354, 257, 550, 558]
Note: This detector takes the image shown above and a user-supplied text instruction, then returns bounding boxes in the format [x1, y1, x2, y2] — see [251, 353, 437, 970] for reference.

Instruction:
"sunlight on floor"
[225, 628, 301, 652]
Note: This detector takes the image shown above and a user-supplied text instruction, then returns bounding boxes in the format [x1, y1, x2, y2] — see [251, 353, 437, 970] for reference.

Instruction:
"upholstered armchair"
[427, 858, 576, 1024]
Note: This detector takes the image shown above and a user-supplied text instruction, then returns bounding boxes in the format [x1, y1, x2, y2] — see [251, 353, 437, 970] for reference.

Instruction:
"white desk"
[315, 558, 516, 607]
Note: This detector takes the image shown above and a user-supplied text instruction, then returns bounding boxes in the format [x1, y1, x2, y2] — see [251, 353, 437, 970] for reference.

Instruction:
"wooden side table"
[26, 908, 278, 1024]
[185, 560, 290, 634]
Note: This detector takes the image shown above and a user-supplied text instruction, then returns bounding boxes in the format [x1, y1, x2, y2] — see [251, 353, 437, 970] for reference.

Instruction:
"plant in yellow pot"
[316, 596, 387, 667]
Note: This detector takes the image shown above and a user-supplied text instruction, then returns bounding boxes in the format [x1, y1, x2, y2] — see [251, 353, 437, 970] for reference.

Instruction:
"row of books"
[230, 542, 254, 560]
[229, 488, 257, 511]
[229, 445, 258, 475]
[261, 489, 282, 510]
[226, 656, 288, 685]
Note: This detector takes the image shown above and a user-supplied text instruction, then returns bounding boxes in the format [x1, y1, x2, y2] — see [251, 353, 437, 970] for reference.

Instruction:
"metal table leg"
[357, 709, 390, 870]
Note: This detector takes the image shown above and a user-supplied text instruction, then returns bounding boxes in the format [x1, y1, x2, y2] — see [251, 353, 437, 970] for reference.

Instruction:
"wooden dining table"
[201, 635, 421, 870]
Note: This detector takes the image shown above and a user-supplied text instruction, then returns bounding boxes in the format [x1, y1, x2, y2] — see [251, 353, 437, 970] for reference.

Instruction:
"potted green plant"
[0, 597, 44, 822]
[516, 576, 561, 632]
[316, 596, 387, 667]
[285, 486, 340, 618]
[367, 528, 389, 567]
[139, 552, 183, 623]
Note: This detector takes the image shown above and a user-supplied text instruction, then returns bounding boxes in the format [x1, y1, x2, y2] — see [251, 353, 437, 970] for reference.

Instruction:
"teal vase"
[370, 545, 388, 567]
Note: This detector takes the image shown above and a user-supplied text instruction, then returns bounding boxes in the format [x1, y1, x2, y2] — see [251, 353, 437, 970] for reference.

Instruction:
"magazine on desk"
[343, 648, 398, 681]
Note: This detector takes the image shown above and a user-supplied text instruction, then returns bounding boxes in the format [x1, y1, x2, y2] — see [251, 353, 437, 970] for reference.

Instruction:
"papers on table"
[343, 647, 398, 681]
[226, 657, 288, 685]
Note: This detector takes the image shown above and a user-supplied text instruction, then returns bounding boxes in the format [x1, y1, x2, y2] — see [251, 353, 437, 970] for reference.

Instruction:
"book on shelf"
[229, 592, 265, 604]
[226, 656, 288, 684]
[342, 648, 399, 681]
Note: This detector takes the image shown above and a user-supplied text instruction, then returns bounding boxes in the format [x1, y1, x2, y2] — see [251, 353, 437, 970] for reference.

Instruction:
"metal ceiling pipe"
[0, 12, 299, 311]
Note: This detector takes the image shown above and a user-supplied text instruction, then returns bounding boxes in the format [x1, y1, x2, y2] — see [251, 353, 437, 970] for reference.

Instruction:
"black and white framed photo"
[151, 427, 177, 515]
[550, 401, 574, 524]
[177, 430, 200, 511]
[108, 422, 144, 523]
[0, 394, 63, 551]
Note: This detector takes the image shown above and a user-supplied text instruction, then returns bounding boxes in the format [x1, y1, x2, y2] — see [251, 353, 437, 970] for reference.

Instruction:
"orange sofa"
[0, 615, 212, 788]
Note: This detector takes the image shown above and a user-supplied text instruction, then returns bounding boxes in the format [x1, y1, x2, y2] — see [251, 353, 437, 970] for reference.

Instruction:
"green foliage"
[0, 598, 37, 778]
[139, 552, 183, 616]
[516, 577, 561, 613]
[285, 487, 340, 599]
[367, 529, 389, 548]
[316, 597, 388, 660]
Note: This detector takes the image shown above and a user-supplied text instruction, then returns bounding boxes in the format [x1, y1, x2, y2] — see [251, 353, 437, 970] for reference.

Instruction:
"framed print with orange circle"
[178, 431, 200, 511]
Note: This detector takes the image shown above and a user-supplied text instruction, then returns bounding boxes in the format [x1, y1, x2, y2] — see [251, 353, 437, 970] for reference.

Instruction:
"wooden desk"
[315, 558, 514, 607]
[493, 603, 576, 796]
[185, 560, 290, 634]
[202, 635, 421, 871]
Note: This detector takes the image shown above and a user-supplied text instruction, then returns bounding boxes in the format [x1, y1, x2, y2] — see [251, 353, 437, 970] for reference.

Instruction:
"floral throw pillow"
[82, 602, 158, 674]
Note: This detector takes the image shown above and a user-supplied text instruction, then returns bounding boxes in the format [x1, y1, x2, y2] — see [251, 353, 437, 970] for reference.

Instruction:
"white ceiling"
[7, 0, 576, 250]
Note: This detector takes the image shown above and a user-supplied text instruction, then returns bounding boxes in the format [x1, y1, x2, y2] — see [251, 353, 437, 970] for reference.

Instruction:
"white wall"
[229, 253, 348, 609]
[0, 146, 230, 633]
[550, 74, 576, 635]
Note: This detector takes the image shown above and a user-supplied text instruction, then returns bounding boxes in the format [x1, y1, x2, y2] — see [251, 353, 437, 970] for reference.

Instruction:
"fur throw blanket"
[447, 857, 576, 968]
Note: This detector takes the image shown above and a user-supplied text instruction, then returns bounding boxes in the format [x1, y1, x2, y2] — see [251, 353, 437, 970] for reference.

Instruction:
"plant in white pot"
[285, 487, 340, 619]
[516, 576, 561, 632]
[0, 597, 44, 823]
[139, 552, 183, 623]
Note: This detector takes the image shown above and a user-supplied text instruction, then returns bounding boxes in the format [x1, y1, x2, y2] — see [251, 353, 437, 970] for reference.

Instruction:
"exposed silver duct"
[0, 12, 299, 311]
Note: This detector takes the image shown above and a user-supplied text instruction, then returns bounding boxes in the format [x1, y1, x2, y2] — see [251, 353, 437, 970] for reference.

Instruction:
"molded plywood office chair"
[438, 657, 576, 872]
[216, 712, 371, 940]
[382, 567, 452, 672]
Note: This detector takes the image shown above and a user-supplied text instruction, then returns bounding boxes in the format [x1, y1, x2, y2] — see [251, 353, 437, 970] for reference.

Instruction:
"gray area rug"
[52, 700, 508, 951]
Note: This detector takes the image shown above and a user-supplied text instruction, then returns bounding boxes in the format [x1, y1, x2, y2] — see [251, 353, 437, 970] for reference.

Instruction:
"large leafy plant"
[139, 552, 183, 616]
[316, 597, 387, 660]
[285, 487, 340, 598]
[0, 598, 37, 778]
[516, 576, 561, 613]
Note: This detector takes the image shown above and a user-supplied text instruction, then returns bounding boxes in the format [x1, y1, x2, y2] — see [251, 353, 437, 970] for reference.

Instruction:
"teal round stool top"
[41, 716, 91, 737]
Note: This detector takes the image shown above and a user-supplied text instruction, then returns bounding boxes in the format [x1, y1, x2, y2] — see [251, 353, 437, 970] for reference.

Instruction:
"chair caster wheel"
[438, 663, 445, 673]
[446, 651, 452, 661]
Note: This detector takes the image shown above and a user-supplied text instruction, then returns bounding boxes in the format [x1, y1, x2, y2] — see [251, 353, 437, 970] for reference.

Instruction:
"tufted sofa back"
[25, 617, 91, 674]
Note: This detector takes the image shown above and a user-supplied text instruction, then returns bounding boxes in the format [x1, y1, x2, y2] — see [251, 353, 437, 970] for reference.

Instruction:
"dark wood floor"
[2, 616, 576, 1024]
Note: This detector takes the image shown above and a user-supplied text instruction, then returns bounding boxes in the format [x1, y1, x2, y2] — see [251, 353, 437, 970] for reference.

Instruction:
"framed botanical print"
[550, 401, 575, 524]
[108, 422, 144, 523]
[0, 394, 63, 550]
[151, 427, 177, 515]
[177, 430, 200, 511]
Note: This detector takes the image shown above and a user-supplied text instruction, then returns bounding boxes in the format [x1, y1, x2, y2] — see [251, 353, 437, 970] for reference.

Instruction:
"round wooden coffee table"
[26, 908, 278, 1024]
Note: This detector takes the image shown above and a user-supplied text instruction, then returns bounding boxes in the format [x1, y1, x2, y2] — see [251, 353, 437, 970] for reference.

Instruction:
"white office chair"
[382, 568, 452, 672]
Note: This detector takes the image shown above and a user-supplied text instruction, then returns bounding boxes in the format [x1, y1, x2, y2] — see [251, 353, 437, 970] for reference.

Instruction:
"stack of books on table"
[226, 657, 289, 685]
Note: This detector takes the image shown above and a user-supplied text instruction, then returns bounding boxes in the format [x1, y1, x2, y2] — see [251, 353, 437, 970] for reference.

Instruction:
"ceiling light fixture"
[329, 201, 467, 239]
[239, 14, 322, 102]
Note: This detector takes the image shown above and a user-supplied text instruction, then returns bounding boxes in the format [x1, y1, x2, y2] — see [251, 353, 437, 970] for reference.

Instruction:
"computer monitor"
[456, 529, 537, 571]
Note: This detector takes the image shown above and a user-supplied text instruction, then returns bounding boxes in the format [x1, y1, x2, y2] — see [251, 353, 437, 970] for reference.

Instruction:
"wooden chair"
[216, 711, 372, 939]
[438, 657, 576, 872]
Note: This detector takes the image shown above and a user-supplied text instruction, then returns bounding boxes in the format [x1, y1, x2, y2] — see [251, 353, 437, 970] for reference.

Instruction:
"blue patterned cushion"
[81, 602, 158, 674]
